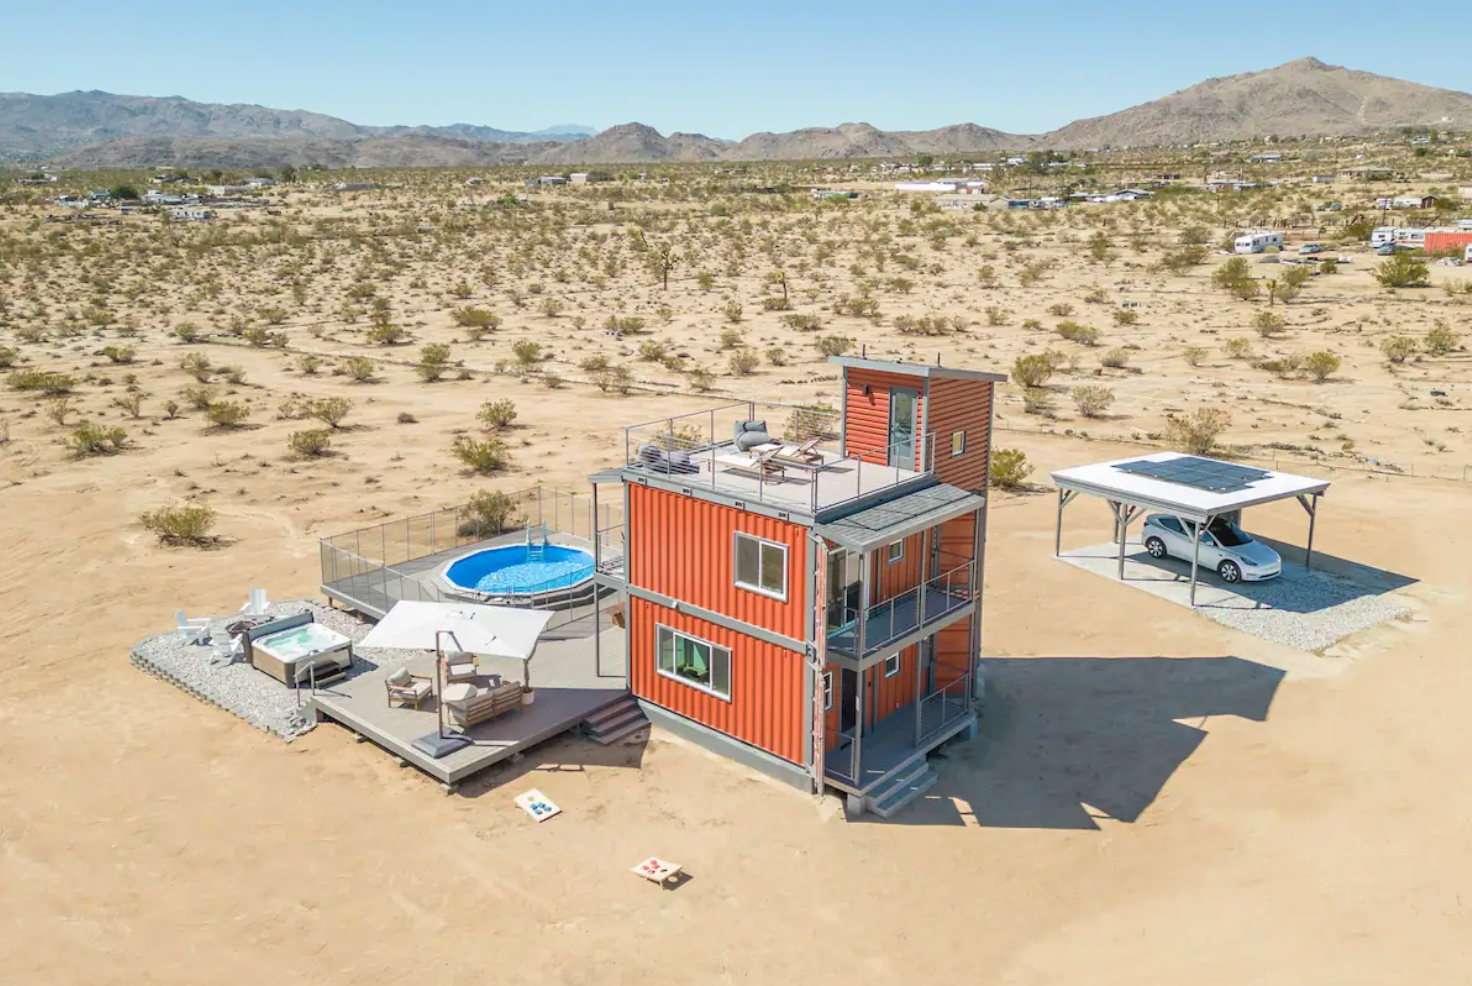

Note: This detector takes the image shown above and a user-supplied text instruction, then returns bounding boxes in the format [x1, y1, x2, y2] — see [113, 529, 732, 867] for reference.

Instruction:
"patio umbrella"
[360, 601, 554, 741]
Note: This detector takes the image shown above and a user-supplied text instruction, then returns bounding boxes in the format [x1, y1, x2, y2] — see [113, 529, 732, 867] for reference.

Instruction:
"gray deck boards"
[305, 624, 628, 787]
[826, 589, 973, 659]
[825, 694, 973, 794]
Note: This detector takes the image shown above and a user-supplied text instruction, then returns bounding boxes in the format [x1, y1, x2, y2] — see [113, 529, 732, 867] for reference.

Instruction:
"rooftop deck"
[305, 621, 628, 788]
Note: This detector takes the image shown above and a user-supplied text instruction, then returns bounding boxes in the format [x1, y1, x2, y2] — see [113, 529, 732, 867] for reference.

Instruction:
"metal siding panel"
[844, 368, 927, 469]
[629, 596, 804, 763]
[929, 379, 992, 492]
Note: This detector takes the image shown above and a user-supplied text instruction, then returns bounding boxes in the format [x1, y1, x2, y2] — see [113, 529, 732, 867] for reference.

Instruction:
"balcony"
[624, 402, 934, 516]
[826, 558, 975, 660]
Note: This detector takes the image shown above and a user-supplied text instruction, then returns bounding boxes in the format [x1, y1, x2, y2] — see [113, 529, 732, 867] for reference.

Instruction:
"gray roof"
[827, 356, 1008, 383]
[816, 482, 986, 551]
[586, 467, 628, 485]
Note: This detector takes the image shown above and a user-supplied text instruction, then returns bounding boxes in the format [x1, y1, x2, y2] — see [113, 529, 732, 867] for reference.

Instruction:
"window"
[1158, 516, 1184, 535]
[883, 654, 902, 678]
[656, 625, 731, 700]
[951, 430, 967, 457]
[823, 670, 834, 711]
[886, 540, 905, 564]
[734, 532, 787, 600]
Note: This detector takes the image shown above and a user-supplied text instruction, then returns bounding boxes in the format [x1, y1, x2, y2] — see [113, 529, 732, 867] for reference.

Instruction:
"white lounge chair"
[239, 589, 270, 616]
[174, 609, 211, 644]
[386, 667, 434, 709]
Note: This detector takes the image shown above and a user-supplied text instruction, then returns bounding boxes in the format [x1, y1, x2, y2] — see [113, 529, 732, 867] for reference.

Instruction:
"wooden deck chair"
[771, 436, 823, 466]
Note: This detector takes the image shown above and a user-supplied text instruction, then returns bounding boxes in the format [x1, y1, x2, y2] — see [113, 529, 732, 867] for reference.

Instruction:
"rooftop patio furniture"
[174, 609, 211, 645]
[636, 444, 699, 475]
[386, 666, 434, 709]
[716, 447, 787, 481]
[446, 680, 524, 728]
[770, 437, 824, 466]
[443, 652, 478, 683]
[733, 419, 776, 452]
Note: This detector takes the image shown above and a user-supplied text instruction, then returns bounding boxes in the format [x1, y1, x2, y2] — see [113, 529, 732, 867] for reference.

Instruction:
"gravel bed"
[1195, 565, 1411, 652]
[130, 599, 422, 740]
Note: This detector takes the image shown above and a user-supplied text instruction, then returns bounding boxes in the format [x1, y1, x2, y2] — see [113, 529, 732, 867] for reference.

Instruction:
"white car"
[1140, 514, 1282, 584]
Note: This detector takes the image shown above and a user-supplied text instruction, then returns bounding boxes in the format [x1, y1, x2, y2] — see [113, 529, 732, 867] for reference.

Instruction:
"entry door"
[825, 548, 860, 631]
[840, 669, 858, 732]
[888, 386, 919, 469]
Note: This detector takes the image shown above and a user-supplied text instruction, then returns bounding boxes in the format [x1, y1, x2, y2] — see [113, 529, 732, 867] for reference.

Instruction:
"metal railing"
[916, 673, 973, 741]
[827, 556, 975, 657]
[623, 401, 935, 514]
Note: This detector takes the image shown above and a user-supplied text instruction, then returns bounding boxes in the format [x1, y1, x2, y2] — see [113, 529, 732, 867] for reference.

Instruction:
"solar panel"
[1113, 456, 1271, 494]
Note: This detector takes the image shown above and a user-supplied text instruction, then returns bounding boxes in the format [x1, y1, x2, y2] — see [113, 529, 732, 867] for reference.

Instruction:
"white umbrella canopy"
[359, 601, 552, 660]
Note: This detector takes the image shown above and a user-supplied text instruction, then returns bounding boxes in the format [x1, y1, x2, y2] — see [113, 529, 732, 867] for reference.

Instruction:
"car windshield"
[1207, 518, 1250, 547]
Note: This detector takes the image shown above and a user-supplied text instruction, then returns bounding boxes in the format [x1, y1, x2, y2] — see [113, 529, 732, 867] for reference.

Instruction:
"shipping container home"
[588, 357, 1006, 817]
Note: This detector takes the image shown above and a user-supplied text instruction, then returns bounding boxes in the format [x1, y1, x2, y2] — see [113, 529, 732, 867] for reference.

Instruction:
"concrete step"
[582, 696, 638, 729]
[591, 717, 649, 746]
[865, 760, 938, 819]
[581, 696, 647, 745]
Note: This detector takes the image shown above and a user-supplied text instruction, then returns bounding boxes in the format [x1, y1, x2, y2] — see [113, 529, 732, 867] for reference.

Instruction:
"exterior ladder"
[525, 521, 547, 561]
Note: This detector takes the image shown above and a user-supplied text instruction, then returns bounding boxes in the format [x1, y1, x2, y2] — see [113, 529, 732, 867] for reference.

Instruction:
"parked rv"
[1234, 231, 1283, 254]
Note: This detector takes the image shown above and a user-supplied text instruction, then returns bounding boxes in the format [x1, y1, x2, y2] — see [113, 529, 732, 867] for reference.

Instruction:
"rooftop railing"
[623, 401, 934, 514]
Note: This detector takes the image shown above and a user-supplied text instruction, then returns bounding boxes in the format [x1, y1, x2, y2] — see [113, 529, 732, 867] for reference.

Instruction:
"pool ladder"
[525, 521, 548, 562]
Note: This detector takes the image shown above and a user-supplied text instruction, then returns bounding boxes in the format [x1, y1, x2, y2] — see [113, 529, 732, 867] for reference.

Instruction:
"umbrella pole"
[435, 630, 447, 740]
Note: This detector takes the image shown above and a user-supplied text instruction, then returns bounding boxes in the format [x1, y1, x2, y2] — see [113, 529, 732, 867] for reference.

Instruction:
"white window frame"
[886, 540, 905, 565]
[883, 653, 902, 678]
[655, 624, 732, 701]
[823, 670, 834, 711]
[951, 430, 966, 457]
[733, 532, 788, 601]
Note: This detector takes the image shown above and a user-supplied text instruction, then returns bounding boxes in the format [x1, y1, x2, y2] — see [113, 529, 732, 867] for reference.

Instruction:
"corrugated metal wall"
[630, 597, 806, 764]
[843, 368, 926, 469]
[871, 530, 923, 604]
[627, 483, 807, 641]
[822, 643, 921, 747]
[928, 379, 993, 492]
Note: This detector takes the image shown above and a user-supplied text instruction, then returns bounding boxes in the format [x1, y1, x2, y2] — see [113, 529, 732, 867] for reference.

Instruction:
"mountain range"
[5, 59, 1471, 169]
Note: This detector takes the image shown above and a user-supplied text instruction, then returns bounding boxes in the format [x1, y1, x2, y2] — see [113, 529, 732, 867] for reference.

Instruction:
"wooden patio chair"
[771, 437, 824, 466]
[385, 667, 434, 709]
[442, 652, 478, 683]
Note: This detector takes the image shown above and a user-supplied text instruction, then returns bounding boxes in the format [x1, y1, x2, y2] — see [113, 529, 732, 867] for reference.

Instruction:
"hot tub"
[440, 543, 596, 607]
[251, 622, 353, 687]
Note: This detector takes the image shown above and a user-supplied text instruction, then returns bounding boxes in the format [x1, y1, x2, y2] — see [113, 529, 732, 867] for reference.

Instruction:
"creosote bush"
[989, 448, 1033, 490]
[477, 398, 517, 431]
[1163, 407, 1230, 455]
[1071, 385, 1115, 418]
[309, 396, 353, 428]
[68, 421, 127, 456]
[205, 401, 250, 429]
[458, 490, 522, 538]
[288, 429, 332, 457]
[140, 504, 217, 545]
[451, 435, 509, 475]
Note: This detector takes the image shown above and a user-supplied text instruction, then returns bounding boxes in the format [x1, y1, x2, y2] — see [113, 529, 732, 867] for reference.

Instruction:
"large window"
[656, 625, 732, 700]
[734, 532, 787, 600]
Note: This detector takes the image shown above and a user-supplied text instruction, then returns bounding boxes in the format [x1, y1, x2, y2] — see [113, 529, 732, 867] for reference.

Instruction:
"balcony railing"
[623, 401, 934, 514]
[826, 557, 975, 658]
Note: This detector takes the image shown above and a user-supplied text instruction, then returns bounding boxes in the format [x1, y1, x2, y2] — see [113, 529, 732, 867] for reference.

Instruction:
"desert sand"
[0, 164, 1468, 984]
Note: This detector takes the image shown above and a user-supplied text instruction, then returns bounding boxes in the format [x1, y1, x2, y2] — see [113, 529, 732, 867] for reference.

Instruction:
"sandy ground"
[1, 178, 1469, 983]
[0, 418, 1466, 985]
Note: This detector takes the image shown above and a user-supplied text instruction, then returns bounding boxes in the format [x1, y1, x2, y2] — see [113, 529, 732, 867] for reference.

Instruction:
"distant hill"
[11, 59, 1472, 168]
[1042, 57, 1472, 148]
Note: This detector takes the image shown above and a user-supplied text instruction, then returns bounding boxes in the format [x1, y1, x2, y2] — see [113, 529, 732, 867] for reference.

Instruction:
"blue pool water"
[444, 544, 595, 595]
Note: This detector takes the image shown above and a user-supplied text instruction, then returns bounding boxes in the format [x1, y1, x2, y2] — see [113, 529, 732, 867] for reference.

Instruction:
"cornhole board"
[631, 857, 682, 887]
[514, 789, 561, 823]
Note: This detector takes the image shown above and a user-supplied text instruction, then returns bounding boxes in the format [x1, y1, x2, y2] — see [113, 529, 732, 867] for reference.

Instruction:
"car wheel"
[1145, 537, 1167, 559]
[1218, 560, 1241, 584]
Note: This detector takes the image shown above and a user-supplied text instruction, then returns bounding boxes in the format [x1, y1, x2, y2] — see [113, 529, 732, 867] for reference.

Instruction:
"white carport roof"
[1050, 452, 1328, 524]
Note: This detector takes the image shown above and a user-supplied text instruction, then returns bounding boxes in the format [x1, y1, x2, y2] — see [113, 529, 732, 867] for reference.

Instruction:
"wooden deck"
[305, 622, 628, 789]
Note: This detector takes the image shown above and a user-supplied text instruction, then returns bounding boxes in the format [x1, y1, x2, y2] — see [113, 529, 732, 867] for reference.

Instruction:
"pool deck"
[322, 529, 619, 623]
[305, 619, 629, 789]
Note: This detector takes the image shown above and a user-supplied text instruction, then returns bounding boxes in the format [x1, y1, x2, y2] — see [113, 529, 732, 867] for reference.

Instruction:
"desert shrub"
[102, 345, 136, 364]
[1224, 337, 1253, 359]
[173, 323, 202, 343]
[112, 393, 144, 418]
[341, 356, 375, 382]
[1380, 335, 1418, 364]
[1425, 323, 1460, 356]
[181, 385, 217, 410]
[9, 370, 76, 395]
[0, 346, 17, 368]
[451, 435, 509, 474]
[984, 305, 1009, 327]
[1100, 347, 1130, 369]
[689, 368, 715, 392]
[140, 504, 216, 545]
[416, 343, 453, 382]
[1160, 245, 1208, 273]
[1303, 350, 1341, 383]
[218, 364, 247, 385]
[1112, 310, 1139, 326]
[765, 347, 788, 366]
[1011, 353, 1053, 388]
[180, 351, 212, 381]
[68, 421, 127, 456]
[1212, 257, 1259, 300]
[308, 396, 353, 428]
[1056, 321, 1101, 346]
[718, 328, 744, 350]
[1022, 388, 1052, 415]
[1254, 311, 1286, 337]
[781, 312, 822, 331]
[366, 322, 408, 345]
[989, 448, 1033, 490]
[1257, 355, 1302, 379]
[637, 340, 670, 362]
[1047, 302, 1073, 317]
[816, 335, 853, 357]
[458, 490, 522, 538]
[722, 300, 744, 323]
[833, 295, 881, 319]
[1082, 286, 1108, 304]
[477, 397, 517, 430]
[1163, 407, 1230, 455]
[397, 411, 417, 424]
[538, 298, 565, 318]
[288, 429, 332, 457]
[512, 340, 545, 370]
[241, 327, 270, 348]
[696, 271, 716, 291]
[45, 398, 74, 427]
[592, 365, 634, 394]
[579, 354, 611, 373]
[452, 307, 501, 328]
[1374, 253, 1430, 289]
[728, 348, 760, 375]
[1182, 346, 1208, 367]
[1071, 385, 1115, 418]
[205, 401, 250, 428]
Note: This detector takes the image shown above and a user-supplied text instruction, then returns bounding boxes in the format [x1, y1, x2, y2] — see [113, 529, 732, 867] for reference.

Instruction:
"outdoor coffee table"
[442, 682, 477, 705]
[631, 857, 683, 887]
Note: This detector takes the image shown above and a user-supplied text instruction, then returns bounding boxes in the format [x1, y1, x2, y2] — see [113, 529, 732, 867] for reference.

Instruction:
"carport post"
[1189, 518, 1202, 607]
[1055, 488, 1065, 556]
[1298, 493, 1319, 571]
[1115, 504, 1139, 581]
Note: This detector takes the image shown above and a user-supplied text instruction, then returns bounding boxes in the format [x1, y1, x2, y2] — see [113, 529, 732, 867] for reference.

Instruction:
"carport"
[1050, 452, 1329, 606]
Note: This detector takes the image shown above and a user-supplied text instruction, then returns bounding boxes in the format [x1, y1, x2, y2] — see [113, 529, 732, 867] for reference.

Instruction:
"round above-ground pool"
[441, 543, 596, 605]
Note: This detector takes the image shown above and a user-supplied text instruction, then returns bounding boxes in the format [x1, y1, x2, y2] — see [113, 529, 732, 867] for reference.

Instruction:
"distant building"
[1377, 195, 1438, 210]
[1461, 185, 1472, 201]
[537, 175, 568, 185]
[894, 181, 956, 193]
[569, 172, 612, 183]
[936, 193, 999, 211]
[1249, 153, 1282, 163]
[169, 207, 214, 221]
[331, 182, 389, 192]
[244, 177, 277, 187]
[1311, 175, 1336, 184]
[811, 188, 857, 201]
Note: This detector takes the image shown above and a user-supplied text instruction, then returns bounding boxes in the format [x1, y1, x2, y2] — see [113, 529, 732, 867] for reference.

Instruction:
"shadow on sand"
[878, 655, 1285, 828]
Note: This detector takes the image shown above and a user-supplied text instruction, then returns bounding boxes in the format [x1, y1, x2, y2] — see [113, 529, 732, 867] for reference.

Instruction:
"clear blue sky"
[2, 0, 1464, 138]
